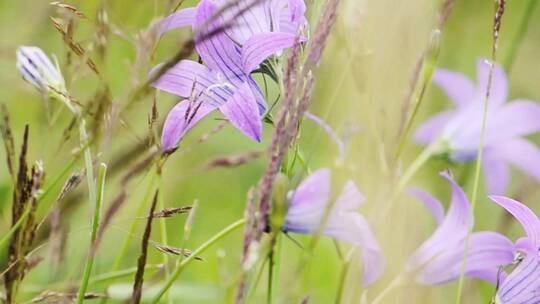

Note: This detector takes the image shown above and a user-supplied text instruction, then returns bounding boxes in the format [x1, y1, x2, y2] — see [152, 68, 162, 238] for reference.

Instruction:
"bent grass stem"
[150, 218, 246, 304]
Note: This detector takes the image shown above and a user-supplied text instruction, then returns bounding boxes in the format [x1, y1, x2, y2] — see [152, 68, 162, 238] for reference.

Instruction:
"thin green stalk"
[150, 219, 246, 304]
[79, 119, 96, 209]
[0, 207, 32, 249]
[334, 252, 353, 304]
[157, 175, 172, 304]
[267, 249, 274, 304]
[246, 258, 269, 303]
[111, 169, 158, 271]
[371, 275, 404, 304]
[504, 0, 538, 72]
[395, 29, 441, 162]
[76, 163, 107, 304]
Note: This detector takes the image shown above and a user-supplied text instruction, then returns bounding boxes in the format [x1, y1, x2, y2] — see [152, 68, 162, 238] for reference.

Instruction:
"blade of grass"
[150, 219, 246, 304]
[76, 163, 107, 304]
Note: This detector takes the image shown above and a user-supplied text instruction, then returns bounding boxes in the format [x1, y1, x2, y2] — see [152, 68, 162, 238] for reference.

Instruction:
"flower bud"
[270, 173, 289, 232]
[16, 46, 66, 96]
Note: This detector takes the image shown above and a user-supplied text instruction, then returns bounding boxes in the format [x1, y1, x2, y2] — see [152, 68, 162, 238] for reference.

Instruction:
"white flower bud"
[16, 46, 65, 94]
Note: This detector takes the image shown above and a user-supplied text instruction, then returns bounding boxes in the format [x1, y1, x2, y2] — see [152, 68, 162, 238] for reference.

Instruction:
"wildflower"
[160, 0, 308, 43]
[406, 172, 515, 284]
[153, 0, 304, 151]
[16, 46, 65, 96]
[489, 196, 540, 303]
[414, 60, 540, 194]
[283, 168, 385, 287]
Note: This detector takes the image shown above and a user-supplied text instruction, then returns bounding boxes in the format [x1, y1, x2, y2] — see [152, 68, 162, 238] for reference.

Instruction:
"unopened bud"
[270, 173, 289, 232]
[16, 46, 65, 95]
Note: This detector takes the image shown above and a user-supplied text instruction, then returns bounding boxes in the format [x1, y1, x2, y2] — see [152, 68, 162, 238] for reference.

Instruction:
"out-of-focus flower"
[283, 168, 385, 287]
[490, 196, 540, 303]
[406, 172, 515, 285]
[153, 0, 305, 151]
[16, 46, 65, 96]
[160, 0, 308, 44]
[414, 60, 540, 195]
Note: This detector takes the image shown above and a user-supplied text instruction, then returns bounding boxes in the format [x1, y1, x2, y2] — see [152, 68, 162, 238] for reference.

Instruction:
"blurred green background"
[1, 0, 540, 303]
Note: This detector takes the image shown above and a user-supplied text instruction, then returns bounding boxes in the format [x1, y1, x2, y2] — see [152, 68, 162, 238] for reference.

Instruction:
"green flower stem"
[371, 275, 404, 304]
[157, 175, 172, 304]
[76, 163, 107, 304]
[150, 219, 246, 304]
[89, 264, 163, 284]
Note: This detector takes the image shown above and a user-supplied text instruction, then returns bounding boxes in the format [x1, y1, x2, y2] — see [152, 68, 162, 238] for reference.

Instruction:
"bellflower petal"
[415, 231, 515, 285]
[492, 138, 540, 184]
[483, 150, 510, 195]
[497, 255, 540, 304]
[159, 7, 196, 34]
[407, 172, 472, 272]
[194, 0, 245, 82]
[152, 60, 230, 107]
[283, 169, 385, 286]
[161, 101, 217, 151]
[413, 111, 454, 145]
[241, 32, 301, 73]
[485, 100, 540, 144]
[476, 59, 508, 106]
[489, 196, 540, 251]
[219, 82, 263, 141]
[408, 187, 445, 225]
[432, 69, 476, 108]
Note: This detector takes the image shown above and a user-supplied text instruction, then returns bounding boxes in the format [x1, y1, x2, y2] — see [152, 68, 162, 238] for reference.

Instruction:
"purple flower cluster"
[153, 0, 307, 151]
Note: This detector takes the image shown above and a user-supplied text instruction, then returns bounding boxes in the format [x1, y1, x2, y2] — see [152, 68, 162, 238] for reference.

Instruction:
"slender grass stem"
[111, 169, 158, 271]
[267, 248, 274, 304]
[157, 175, 172, 304]
[246, 257, 269, 302]
[79, 119, 96, 210]
[371, 275, 404, 304]
[334, 250, 353, 304]
[150, 219, 246, 304]
[0, 207, 32, 249]
[76, 163, 107, 304]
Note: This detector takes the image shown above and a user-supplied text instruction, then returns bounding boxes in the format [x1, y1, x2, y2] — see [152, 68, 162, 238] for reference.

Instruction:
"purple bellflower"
[153, 0, 306, 151]
[490, 196, 540, 304]
[406, 172, 515, 285]
[283, 168, 385, 287]
[415, 60, 540, 195]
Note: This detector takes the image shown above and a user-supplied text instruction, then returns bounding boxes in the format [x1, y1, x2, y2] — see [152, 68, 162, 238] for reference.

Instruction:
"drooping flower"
[16, 46, 65, 96]
[16, 46, 78, 114]
[283, 168, 385, 287]
[489, 196, 540, 303]
[153, 0, 306, 151]
[406, 172, 515, 285]
[414, 60, 540, 195]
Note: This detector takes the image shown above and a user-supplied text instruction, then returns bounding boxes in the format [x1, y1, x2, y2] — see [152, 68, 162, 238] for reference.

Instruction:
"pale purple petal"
[498, 255, 540, 303]
[290, 168, 331, 208]
[413, 111, 453, 144]
[194, 0, 245, 82]
[406, 172, 472, 272]
[516, 237, 536, 254]
[219, 0, 272, 45]
[152, 60, 230, 107]
[161, 101, 217, 151]
[415, 231, 514, 285]
[492, 138, 540, 184]
[219, 82, 262, 142]
[432, 69, 476, 107]
[160, 7, 196, 34]
[483, 150, 510, 195]
[241, 32, 301, 73]
[325, 213, 384, 287]
[485, 100, 540, 144]
[476, 59, 508, 106]
[490, 196, 540, 250]
[408, 187, 445, 226]
[334, 180, 366, 210]
[284, 169, 331, 233]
